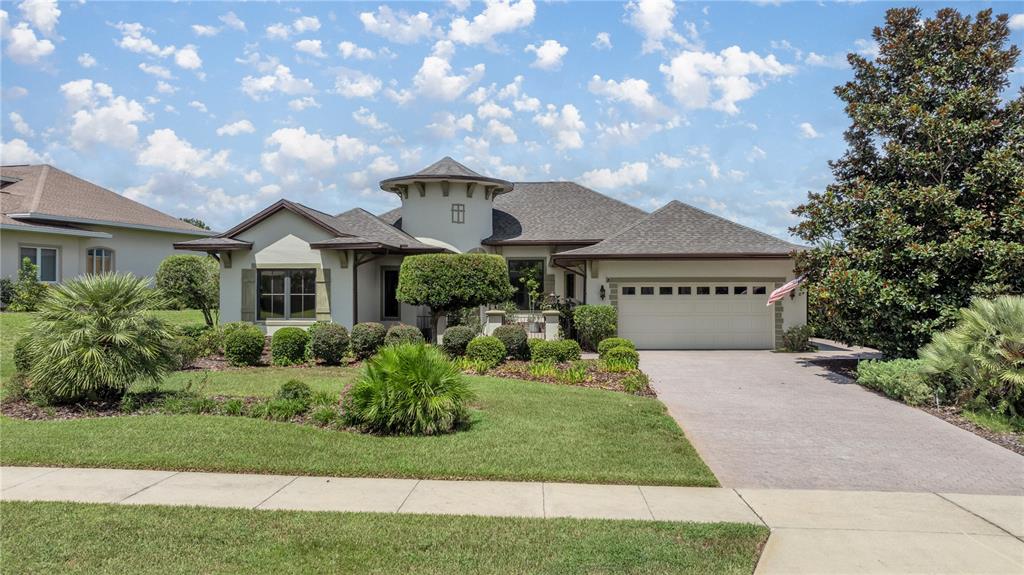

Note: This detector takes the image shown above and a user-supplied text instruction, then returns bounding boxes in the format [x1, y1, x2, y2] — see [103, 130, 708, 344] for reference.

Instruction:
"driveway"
[641, 344, 1024, 495]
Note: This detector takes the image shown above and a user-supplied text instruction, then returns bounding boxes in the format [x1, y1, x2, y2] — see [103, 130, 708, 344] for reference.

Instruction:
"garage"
[617, 281, 775, 349]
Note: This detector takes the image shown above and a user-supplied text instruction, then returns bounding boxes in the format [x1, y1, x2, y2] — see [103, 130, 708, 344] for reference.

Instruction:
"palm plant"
[23, 273, 176, 402]
[343, 343, 474, 435]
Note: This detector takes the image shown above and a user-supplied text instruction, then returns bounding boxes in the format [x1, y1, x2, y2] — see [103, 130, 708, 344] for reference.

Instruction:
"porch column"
[542, 309, 560, 341]
[484, 310, 505, 336]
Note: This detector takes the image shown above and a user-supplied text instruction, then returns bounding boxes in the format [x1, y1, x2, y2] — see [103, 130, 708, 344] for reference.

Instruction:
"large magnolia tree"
[793, 7, 1024, 358]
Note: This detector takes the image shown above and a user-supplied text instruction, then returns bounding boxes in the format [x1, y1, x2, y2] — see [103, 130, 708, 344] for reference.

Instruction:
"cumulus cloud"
[592, 32, 612, 50]
[449, 0, 535, 46]
[187, 100, 208, 114]
[352, 107, 388, 130]
[579, 162, 648, 190]
[1, 138, 48, 163]
[260, 127, 379, 177]
[533, 104, 585, 150]
[139, 62, 172, 79]
[156, 80, 176, 94]
[385, 87, 414, 106]
[485, 119, 517, 144]
[19, 0, 60, 36]
[219, 11, 246, 31]
[625, 0, 699, 54]
[294, 39, 326, 58]
[60, 79, 149, 150]
[288, 96, 320, 111]
[333, 68, 382, 99]
[266, 15, 320, 40]
[413, 40, 485, 101]
[5, 22, 55, 64]
[427, 112, 474, 138]
[1010, 14, 1024, 31]
[747, 145, 767, 161]
[853, 38, 880, 59]
[804, 51, 848, 69]
[8, 111, 33, 137]
[216, 119, 255, 136]
[174, 44, 202, 69]
[113, 21, 174, 57]
[241, 65, 315, 100]
[798, 122, 820, 139]
[477, 101, 512, 119]
[497, 75, 540, 112]
[525, 39, 567, 70]
[587, 75, 666, 115]
[660, 46, 795, 115]
[654, 152, 684, 169]
[192, 24, 219, 37]
[338, 41, 375, 60]
[78, 52, 96, 68]
[360, 6, 437, 44]
[138, 128, 232, 177]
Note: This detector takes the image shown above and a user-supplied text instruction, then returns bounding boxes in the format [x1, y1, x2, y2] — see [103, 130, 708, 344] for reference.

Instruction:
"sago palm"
[23, 273, 176, 402]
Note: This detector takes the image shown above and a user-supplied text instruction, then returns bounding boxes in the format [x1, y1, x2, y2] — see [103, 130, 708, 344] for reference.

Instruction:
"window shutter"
[316, 267, 331, 321]
[544, 273, 555, 299]
[241, 268, 255, 323]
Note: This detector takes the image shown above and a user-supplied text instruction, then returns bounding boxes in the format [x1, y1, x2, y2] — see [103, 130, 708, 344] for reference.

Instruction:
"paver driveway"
[641, 344, 1024, 495]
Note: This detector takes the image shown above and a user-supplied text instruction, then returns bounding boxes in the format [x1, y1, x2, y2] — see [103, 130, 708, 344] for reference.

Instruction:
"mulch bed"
[1, 399, 126, 421]
[486, 360, 655, 397]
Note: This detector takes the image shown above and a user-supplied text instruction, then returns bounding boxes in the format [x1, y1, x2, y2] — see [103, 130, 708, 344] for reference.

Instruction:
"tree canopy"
[792, 7, 1024, 357]
[156, 255, 220, 326]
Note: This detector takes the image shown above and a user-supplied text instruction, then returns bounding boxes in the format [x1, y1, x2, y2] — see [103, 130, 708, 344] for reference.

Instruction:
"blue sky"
[2, 1, 1022, 237]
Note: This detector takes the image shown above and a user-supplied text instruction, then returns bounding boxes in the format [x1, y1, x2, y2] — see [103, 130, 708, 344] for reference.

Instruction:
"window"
[640, 287, 654, 295]
[18, 246, 58, 282]
[678, 286, 691, 295]
[659, 286, 673, 295]
[565, 272, 576, 299]
[753, 286, 767, 295]
[382, 268, 400, 320]
[508, 259, 544, 309]
[258, 269, 316, 321]
[621, 286, 636, 295]
[86, 248, 114, 274]
[696, 286, 711, 295]
[715, 286, 729, 295]
[451, 203, 465, 224]
[734, 286, 748, 295]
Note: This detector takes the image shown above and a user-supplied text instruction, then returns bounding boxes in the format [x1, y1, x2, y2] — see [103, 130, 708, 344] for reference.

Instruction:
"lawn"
[0, 501, 768, 575]
[1, 369, 717, 486]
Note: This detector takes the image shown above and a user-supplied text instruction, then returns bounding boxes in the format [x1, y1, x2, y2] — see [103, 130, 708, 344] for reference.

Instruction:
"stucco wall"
[397, 181, 492, 253]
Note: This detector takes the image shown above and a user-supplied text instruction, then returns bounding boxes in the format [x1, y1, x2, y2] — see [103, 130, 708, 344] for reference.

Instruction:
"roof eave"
[379, 175, 514, 195]
[0, 222, 113, 239]
[7, 212, 213, 236]
[172, 240, 252, 251]
[481, 239, 602, 246]
[552, 252, 797, 262]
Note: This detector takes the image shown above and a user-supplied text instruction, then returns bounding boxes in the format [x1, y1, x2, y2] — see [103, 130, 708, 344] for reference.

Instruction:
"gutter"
[7, 212, 214, 236]
[0, 222, 112, 238]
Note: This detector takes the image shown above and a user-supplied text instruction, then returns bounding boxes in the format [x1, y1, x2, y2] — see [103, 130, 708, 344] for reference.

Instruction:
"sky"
[1, 1, 1022, 237]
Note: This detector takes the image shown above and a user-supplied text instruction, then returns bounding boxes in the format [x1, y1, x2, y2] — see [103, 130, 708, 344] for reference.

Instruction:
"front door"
[382, 268, 400, 320]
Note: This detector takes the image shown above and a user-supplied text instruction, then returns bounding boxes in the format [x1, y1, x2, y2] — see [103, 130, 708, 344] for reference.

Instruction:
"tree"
[792, 7, 1024, 358]
[396, 254, 514, 342]
[156, 255, 220, 326]
[180, 217, 210, 230]
[8, 257, 47, 312]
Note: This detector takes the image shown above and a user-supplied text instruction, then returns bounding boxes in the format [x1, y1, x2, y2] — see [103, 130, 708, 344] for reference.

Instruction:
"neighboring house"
[176, 157, 806, 349]
[0, 164, 212, 283]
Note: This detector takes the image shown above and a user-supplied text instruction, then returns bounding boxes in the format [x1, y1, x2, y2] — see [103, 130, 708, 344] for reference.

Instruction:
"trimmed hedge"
[310, 323, 349, 365]
[598, 337, 635, 359]
[271, 328, 309, 366]
[857, 359, 932, 406]
[442, 325, 476, 357]
[466, 336, 506, 368]
[385, 323, 426, 347]
[531, 339, 582, 363]
[603, 346, 640, 371]
[573, 305, 617, 351]
[351, 322, 387, 359]
[493, 324, 529, 360]
[223, 325, 265, 366]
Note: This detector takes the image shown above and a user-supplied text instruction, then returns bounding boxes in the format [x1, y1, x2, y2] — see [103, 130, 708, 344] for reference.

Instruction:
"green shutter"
[241, 268, 256, 323]
[316, 267, 331, 321]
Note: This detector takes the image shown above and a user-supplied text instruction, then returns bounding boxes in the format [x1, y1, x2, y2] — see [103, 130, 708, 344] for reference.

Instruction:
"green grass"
[156, 366, 359, 396]
[0, 310, 205, 384]
[0, 501, 767, 574]
[1, 370, 716, 486]
[962, 409, 1024, 435]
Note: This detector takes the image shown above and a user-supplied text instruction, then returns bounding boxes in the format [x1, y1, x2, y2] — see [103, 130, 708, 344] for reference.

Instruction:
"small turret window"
[451, 203, 465, 224]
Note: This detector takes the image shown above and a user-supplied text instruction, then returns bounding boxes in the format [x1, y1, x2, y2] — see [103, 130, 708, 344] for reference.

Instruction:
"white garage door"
[617, 281, 774, 349]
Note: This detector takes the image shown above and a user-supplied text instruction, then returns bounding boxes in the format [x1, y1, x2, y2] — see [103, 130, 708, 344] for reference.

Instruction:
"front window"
[508, 259, 544, 310]
[451, 203, 465, 224]
[258, 269, 316, 320]
[19, 246, 58, 282]
[86, 247, 114, 274]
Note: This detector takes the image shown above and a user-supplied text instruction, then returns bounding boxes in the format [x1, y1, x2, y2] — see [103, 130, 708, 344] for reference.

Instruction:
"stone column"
[484, 310, 505, 336]
[542, 309, 561, 341]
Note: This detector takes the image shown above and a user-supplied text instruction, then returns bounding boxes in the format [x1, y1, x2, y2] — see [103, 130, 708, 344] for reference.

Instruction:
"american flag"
[767, 276, 805, 306]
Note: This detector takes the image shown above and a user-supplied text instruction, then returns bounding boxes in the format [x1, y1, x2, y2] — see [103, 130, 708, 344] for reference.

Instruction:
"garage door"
[617, 281, 774, 349]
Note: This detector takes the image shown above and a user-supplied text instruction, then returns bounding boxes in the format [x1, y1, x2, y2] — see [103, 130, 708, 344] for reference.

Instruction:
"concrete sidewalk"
[3, 466, 1023, 574]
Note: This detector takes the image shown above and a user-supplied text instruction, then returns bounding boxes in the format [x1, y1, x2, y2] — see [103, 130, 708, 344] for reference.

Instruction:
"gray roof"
[410, 156, 485, 179]
[173, 237, 252, 250]
[553, 200, 803, 260]
[379, 156, 513, 193]
[325, 208, 438, 251]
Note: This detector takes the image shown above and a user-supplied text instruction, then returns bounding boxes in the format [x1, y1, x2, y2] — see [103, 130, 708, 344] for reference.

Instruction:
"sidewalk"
[3, 466, 1023, 574]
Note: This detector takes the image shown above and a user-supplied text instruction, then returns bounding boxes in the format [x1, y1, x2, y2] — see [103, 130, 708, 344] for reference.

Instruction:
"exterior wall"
[396, 181, 492, 253]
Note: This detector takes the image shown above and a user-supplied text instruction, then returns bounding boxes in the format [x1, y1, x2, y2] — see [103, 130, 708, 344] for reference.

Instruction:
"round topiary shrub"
[272, 328, 309, 366]
[277, 379, 312, 403]
[530, 339, 583, 363]
[13, 336, 33, 374]
[310, 323, 349, 365]
[556, 339, 583, 362]
[224, 325, 265, 366]
[573, 305, 617, 351]
[598, 337, 636, 359]
[441, 325, 476, 357]
[466, 335, 507, 368]
[493, 324, 529, 360]
[385, 323, 425, 347]
[351, 322, 387, 359]
[603, 345, 639, 370]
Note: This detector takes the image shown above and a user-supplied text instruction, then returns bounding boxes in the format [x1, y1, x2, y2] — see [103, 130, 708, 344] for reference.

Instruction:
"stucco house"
[176, 157, 807, 349]
[1, 164, 211, 283]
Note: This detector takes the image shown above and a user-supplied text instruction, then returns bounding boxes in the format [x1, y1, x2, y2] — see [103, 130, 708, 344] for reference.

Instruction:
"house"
[176, 157, 807, 349]
[0, 164, 211, 283]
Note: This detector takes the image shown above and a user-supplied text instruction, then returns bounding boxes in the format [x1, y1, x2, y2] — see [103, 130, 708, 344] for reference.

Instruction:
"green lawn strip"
[0, 376, 716, 486]
[0, 501, 767, 575]
[156, 366, 358, 396]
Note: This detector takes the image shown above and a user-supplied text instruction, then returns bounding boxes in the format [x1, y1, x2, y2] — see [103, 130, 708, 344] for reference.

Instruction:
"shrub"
[441, 325, 476, 357]
[466, 336, 506, 368]
[857, 359, 933, 406]
[493, 324, 529, 360]
[13, 336, 33, 374]
[20, 273, 176, 403]
[310, 323, 349, 365]
[4, 373, 29, 402]
[310, 405, 340, 427]
[0, 277, 14, 309]
[343, 344, 473, 435]
[224, 325, 265, 366]
[276, 379, 312, 403]
[249, 398, 308, 422]
[919, 296, 1024, 416]
[221, 398, 244, 416]
[178, 323, 212, 339]
[351, 322, 387, 359]
[598, 337, 635, 359]
[531, 339, 582, 363]
[622, 372, 650, 395]
[573, 305, 617, 351]
[195, 328, 224, 356]
[271, 327, 309, 366]
[220, 322, 252, 339]
[385, 323, 425, 347]
[8, 258, 47, 312]
[156, 255, 219, 326]
[168, 335, 203, 370]
[778, 325, 816, 352]
[310, 390, 337, 407]
[604, 346, 639, 369]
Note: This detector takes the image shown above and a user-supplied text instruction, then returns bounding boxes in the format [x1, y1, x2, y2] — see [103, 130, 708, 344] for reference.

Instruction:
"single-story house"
[1, 164, 211, 283]
[176, 157, 806, 349]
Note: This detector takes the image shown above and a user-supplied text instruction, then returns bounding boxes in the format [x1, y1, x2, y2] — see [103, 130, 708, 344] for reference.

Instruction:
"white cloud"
[799, 122, 820, 139]
[5, 23, 55, 64]
[449, 0, 471, 11]
[338, 41, 375, 59]
[485, 119, 517, 144]
[497, 75, 540, 112]
[654, 152, 684, 169]
[139, 62, 172, 79]
[587, 75, 665, 115]
[243, 170, 262, 184]
[9, 112, 33, 136]
[174, 44, 202, 69]
[579, 162, 648, 190]
[4, 86, 29, 99]
[0, 138, 47, 164]
[266, 23, 290, 40]
[19, 0, 60, 36]
[385, 87, 414, 105]
[804, 51, 848, 69]
[156, 80, 176, 94]
[1010, 14, 1024, 31]
[293, 16, 320, 33]
[219, 11, 246, 31]
[660, 46, 795, 115]
[187, 100, 208, 114]
[294, 39, 326, 58]
[113, 21, 175, 57]
[261, 127, 377, 176]
[352, 107, 388, 130]
[853, 38, 879, 59]
[333, 68, 382, 99]
[360, 6, 436, 44]
[288, 96, 320, 111]
[138, 128, 231, 177]
[368, 155, 398, 175]
[217, 119, 255, 136]
[192, 24, 219, 37]
[427, 112, 474, 138]
[592, 32, 612, 50]
[241, 65, 315, 100]
[533, 104, 585, 150]
[60, 79, 149, 150]
[266, 16, 320, 40]
[525, 39, 567, 70]
[477, 101, 512, 119]
[747, 145, 767, 161]
[413, 40, 485, 101]
[449, 0, 536, 46]
[78, 52, 96, 68]
[625, 0, 699, 54]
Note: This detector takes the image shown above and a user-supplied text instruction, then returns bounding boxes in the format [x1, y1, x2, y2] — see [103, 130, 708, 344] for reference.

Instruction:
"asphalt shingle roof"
[328, 208, 437, 250]
[379, 156, 513, 192]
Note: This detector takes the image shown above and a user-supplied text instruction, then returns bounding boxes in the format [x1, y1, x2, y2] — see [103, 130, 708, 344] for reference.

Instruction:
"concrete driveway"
[641, 344, 1024, 495]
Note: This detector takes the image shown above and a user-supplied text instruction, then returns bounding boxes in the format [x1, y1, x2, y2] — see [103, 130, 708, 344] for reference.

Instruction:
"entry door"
[382, 268, 400, 320]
